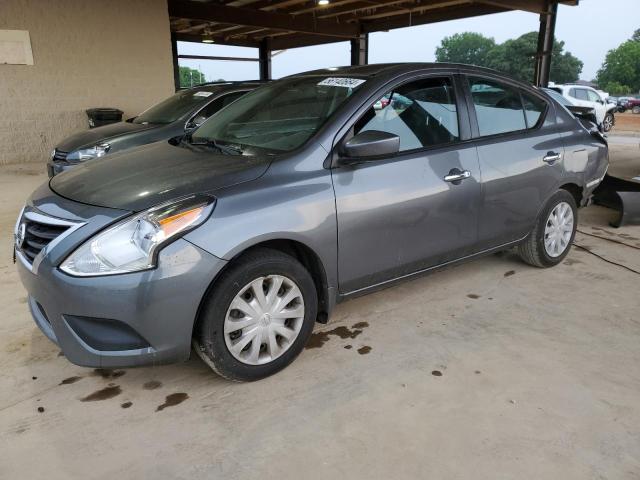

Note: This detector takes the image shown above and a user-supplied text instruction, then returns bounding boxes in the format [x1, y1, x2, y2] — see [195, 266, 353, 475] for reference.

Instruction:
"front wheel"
[517, 190, 577, 268]
[603, 112, 614, 132]
[195, 248, 318, 382]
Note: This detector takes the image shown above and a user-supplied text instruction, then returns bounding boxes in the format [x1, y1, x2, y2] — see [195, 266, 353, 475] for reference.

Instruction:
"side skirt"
[337, 236, 528, 301]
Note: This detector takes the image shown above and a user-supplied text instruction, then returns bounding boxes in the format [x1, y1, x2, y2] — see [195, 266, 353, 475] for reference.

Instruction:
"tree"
[632, 28, 640, 43]
[601, 81, 632, 96]
[179, 66, 206, 88]
[434, 31, 583, 84]
[435, 32, 496, 66]
[596, 38, 640, 94]
[485, 32, 582, 83]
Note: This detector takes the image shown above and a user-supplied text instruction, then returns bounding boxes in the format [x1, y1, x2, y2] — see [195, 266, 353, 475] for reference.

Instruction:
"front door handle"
[543, 151, 562, 164]
[444, 169, 471, 184]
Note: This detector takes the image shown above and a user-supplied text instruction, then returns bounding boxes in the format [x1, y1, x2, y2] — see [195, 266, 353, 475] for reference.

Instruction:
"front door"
[332, 76, 481, 294]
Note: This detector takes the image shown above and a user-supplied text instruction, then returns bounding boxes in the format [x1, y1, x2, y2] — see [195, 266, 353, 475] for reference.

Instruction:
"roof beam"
[168, 0, 360, 38]
[474, 0, 547, 14]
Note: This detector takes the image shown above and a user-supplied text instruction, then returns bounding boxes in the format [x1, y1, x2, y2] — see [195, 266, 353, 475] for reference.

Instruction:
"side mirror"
[186, 115, 207, 131]
[339, 130, 400, 164]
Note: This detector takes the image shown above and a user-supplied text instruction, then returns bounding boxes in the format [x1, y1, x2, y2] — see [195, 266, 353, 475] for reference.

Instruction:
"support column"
[534, 1, 558, 87]
[350, 33, 368, 66]
[259, 38, 272, 81]
[171, 33, 180, 91]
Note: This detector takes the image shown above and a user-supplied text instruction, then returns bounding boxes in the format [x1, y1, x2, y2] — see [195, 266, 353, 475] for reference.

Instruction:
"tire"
[603, 112, 614, 132]
[195, 247, 318, 382]
[633, 106, 640, 114]
[517, 190, 578, 268]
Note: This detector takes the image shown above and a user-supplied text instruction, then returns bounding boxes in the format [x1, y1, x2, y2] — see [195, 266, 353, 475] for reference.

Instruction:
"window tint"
[521, 92, 547, 128]
[354, 77, 459, 151]
[469, 78, 526, 136]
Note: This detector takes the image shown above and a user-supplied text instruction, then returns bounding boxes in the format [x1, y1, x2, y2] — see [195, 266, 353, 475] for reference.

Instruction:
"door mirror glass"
[186, 114, 207, 131]
[341, 130, 400, 160]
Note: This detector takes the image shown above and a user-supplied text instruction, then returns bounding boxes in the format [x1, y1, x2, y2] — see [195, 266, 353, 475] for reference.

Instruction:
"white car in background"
[549, 83, 617, 132]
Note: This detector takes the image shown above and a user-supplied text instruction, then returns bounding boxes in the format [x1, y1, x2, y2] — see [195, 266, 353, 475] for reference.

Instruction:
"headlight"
[67, 143, 111, 161]
[60, 195, 214, 277]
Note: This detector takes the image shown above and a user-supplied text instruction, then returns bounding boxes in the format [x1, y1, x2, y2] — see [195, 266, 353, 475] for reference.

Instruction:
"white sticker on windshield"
[318, 77, 365, 88]
[193, 91, 213, 97]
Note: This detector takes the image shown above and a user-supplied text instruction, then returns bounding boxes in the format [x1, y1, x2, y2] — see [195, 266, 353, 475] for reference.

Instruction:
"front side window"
[192, 76, 366, 153]
[354, 77, 459, 152]
[586, 90, 602, 103]
[469, 78, 526, 136]
[134, 89, 219, 125]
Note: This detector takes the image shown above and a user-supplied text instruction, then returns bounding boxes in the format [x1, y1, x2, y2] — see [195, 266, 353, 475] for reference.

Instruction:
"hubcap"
[544, 201, 574, 258]
[224, 275, 305, 365]
[603, 115, 613, 131]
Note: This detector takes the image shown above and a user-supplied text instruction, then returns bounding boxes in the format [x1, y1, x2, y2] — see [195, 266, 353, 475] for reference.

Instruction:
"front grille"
[17, 213, 71, 263]
[52, 149, 68, 162]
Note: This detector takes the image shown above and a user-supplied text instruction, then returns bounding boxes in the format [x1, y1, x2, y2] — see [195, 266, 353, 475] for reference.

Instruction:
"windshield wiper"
[186, 137, 243, 155]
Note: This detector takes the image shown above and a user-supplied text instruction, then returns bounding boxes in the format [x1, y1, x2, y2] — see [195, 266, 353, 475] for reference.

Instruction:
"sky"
[177, 0, 639, 84]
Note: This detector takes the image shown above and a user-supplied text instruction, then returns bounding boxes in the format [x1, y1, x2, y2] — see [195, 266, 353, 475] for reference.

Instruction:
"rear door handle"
[444, 169, 471, 183]
[543, 151, 562, 164]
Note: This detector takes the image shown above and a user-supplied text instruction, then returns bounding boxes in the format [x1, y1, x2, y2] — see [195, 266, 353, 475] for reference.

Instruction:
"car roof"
[187, 81, 266, 93]
[289, 62, 509, 78]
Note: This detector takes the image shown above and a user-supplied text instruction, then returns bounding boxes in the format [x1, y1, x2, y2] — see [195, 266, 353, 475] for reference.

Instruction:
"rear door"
[332, 74, 482, 294]
[464, 76, 565, 250]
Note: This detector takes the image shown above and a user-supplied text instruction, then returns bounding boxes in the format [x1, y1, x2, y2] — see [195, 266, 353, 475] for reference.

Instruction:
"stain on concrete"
[475, 370, 481, 374]
[504, 270, 516, 277]
[357, 346, 371, 355]
[156, 393, 189, 412]
[352, 321, 369, 329]
[121, 402, 132, 409]
[59, 376, 82, 385]
[92, 369, 126, 379]
[564, 258, 583, 266]
[306, 325, 364, 349]
[431, 370, 443, 377]
[31, 376, 37, 380]
[37, 407, 45, 413]
[467, 294, 481, 299]
[143, 380, 162, 390]
[81, 385, 122, 402]
[344, 345, 353, 350]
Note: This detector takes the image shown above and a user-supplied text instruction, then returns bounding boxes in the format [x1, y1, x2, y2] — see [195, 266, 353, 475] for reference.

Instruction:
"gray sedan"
[16, 63, 608, 381]
[47, 81, 260, 177]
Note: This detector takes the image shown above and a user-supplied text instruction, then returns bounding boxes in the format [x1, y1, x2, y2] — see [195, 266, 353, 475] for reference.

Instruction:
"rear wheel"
[517, 190, 577, 268]
[195, 248, 317, 382]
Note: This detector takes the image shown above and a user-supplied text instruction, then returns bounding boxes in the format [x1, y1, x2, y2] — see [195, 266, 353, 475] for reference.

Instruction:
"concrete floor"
[1, 141, 639, 479]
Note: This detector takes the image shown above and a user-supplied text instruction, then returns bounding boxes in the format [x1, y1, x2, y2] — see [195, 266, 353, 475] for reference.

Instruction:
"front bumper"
[17, 239, 226, 368]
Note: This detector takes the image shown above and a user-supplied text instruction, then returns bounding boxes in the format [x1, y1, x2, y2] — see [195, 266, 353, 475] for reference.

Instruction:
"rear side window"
[521, 92, 547, 128]
[354, 77, 459, 152]
[469, 78, 526, 136]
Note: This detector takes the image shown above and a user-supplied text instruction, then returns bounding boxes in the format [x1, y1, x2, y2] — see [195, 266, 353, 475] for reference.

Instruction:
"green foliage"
[435, 32, 496, 66]
[632, 28, 640, 43]
[602, 81, 633, 96]
[179, 66, 206, 88]
[435, 31, 583, 84]
[596, 38, 640, 94]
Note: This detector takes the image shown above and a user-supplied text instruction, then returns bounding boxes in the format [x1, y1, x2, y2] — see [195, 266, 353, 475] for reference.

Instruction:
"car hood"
[49, 141, 272, 211]
[56, 122, 159, 152]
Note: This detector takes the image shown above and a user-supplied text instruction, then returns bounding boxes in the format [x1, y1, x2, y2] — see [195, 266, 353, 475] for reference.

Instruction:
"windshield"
[134, 89, 217, 124]
[191, 76, 366, 153]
